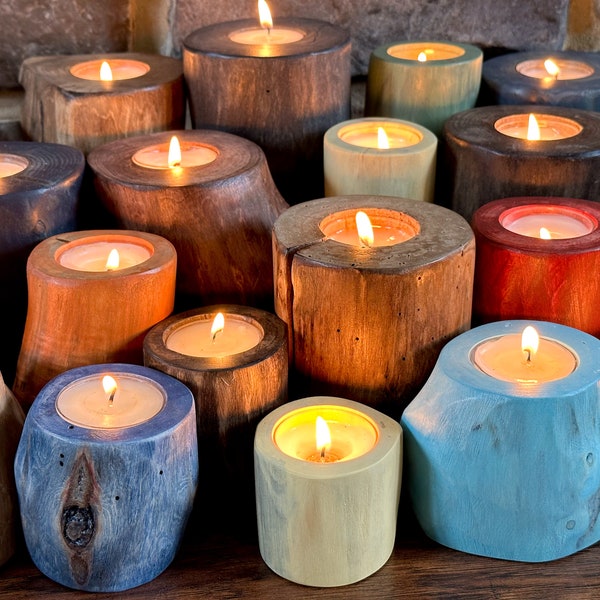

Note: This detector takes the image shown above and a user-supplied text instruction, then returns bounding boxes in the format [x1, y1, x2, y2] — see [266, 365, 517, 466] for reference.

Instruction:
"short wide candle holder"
[14, 364, 198, 592]
[401, 320, 600, 562]
[255, 397, 402, 586]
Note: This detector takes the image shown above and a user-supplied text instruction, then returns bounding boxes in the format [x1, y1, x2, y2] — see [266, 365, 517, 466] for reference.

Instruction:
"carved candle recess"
[19, 53, 185, 154]
[14, 364, 198, 592]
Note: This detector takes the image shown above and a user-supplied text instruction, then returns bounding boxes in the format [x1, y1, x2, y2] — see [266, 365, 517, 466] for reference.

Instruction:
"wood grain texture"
[401, 321, 600, 562]
[19, 53, 185, 155]
[12, 230, 176, 410]
[183, 18, 351, 204]
[88, 130, 288, 309]
[472, 197, 600, 333]
[14, 364, 198, 592]
[442, 105, 600, 220]
[273, 196, 475, 417]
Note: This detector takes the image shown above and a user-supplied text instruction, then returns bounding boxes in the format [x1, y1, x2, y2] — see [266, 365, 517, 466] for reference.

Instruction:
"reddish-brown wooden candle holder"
[472, 196, 600, 335]
[88, 130, 288, 309]
[13, 230, 176, 409]
[20, 53, 185, 155]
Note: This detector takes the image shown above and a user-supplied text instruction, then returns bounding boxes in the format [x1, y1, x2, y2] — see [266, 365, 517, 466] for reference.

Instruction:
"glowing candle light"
[539, 227, 552, 240]
[417, 51, 427, 62]
[544, 58, 560, 79]
[100, 61, 113, 81]
[377, 127, 390, 149]
[356, 211, 375, 247]
[105, 248, 120, 271]
[527, 113, 541, 140]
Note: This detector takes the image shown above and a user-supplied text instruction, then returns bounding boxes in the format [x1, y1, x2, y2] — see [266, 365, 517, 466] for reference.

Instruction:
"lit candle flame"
[544, 58, 560, 79]
[102, 375, 118, 405]
[315, 416, 331, 460]
[355, 211, 375, 247]
[377, 127, 390, 150]
[211, 312, 225, 342]
[100, 61, 113, 81]
[539, 227, 552, 240]
[105, 248, 120, 271]
[527, 114, 541, 141]
[258, 0, 273, 30]
[417, 51, 427, 62]
[168, 135, 182, 168]
[521, 326, 539, 363]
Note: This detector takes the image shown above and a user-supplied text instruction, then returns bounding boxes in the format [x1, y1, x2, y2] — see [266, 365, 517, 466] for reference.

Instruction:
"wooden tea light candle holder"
[273, 195, 475, 415]
[365, 41, 482, 135]
[401, 320, 600, 562]
[255, 396, 402, 586]
[20, 53, 185, 154]
[482, 51, 600, 110]
[324, 117, 437, 202]
[88, 130, 288, 308]
[472, 197, 600, 335]
[0, 141, 84, 383]
[14, 363, 198, 591]
[144, 305, 287, 522]
[182, 4, 350, 203]
[13, 230, 176, 409]
[442, 105, 600, 220]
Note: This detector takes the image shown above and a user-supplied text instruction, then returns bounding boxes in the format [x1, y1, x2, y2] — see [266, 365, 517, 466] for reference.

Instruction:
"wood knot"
[62, 505, 95, 549]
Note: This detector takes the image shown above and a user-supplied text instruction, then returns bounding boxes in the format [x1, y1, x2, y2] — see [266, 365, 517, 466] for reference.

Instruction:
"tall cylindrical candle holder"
[144, 305, 288, 527]
[183, 18, 350, 204]
[20, 53, 185, 155]
[255, 396, 402, 587]
[88, 130, 288, 309]
[14, 363, 198, 591]
[0, 141, 84, 384]
[13, 230, 177, 409]
[442, 105, 600, 220]
[365, 41, 482, 135]
[324, 117, 437, 202]
[482, 51, 600, 110]
[401, 320, 600, 562]
[472, 197, 600, 334]
[273, 195, 475, 416]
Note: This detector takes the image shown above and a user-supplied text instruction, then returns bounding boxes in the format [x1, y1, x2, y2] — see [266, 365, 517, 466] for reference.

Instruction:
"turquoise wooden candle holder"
[14, 364, 198, 592]
[401, 320, 600, 562]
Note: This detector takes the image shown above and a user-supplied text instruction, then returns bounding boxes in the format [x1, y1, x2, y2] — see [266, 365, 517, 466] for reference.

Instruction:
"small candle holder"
[14, 363, 198, 591]
[183, 18, 350, 204]
[472, 196, 600, 334]
[365, 41, 483, 135]
[401, 320, 600, 562]
[13, 230, 177, 409]
[324, 117, 437, 202]
[144, 305, 288, 528]
[442, 105, 600, 219]
[0, 141, 84, 384]
[273, 195, 474, 416]
[19, 53, 185, 154]
[482, 50, 600, 110]
[88, 130, 288, 309]
[255, 396, 402, 586]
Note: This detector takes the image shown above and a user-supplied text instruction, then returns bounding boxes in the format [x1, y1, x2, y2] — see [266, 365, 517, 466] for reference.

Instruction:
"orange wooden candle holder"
[13, 230, 176, 409]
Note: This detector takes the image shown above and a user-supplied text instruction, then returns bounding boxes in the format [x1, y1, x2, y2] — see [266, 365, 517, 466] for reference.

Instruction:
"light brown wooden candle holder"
[13, 230, 177, 409]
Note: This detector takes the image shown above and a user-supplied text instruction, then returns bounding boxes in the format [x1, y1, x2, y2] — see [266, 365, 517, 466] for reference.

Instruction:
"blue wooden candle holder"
[14, 364, 198, 592]
[401, 320, 600, 562]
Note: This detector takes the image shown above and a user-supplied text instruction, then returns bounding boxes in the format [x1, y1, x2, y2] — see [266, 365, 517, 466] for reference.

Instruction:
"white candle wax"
[132, 140, 218, 169]
[228, 27, 305, 45]
[500, 205, 596, 239]
[166, 314, 264, 358]
[0, 153, 28, 178]
[69, 59, 150, 81]
[387, 42, 466, 61]
[494, 114, 582, 141]
[56, 373, 165, 429]
[273, 404, 378, 463]
[338, 121, 422, 149]
[58, 240, 152, 272]
[472, 334, 577, 383]
[516, 58, 594, 81]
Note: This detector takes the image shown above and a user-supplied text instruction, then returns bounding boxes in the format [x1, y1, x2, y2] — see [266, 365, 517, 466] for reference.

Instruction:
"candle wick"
[320, 446, 325, 461]
[108, 390, 116, 406]
[525, 349, 532, 363]
[212, 330, 222, 343]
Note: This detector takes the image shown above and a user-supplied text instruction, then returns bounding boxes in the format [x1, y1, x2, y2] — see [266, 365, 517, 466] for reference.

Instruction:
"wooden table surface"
[2, 504, 599, 600]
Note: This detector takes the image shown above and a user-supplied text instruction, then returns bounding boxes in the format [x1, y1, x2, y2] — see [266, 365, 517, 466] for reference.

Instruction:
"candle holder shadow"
[401, 320, 600, 562]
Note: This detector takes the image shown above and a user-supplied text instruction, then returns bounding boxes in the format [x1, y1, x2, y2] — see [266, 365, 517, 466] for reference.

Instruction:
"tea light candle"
[69, 58, 150, 81]
[324, 118, 437, 202]
[401, 320, 600, 562]
[255, 396, 402, 586]
[365, 41, 482, 135]
[494, 112, 582, 141]
[482, 51, 600, 110]
[131, 136, 218, 170]
[14, 364, 198, 591]
[0, 153, 28, 178]
[58, 241, 152, 271]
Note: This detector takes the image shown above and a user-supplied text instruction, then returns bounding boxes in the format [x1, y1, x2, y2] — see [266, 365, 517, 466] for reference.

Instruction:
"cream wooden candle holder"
[20, 53, 185, 154]
[273, 195, 474, 416]
[255, 396, 402, 587]
[13, 230, 176, 409]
